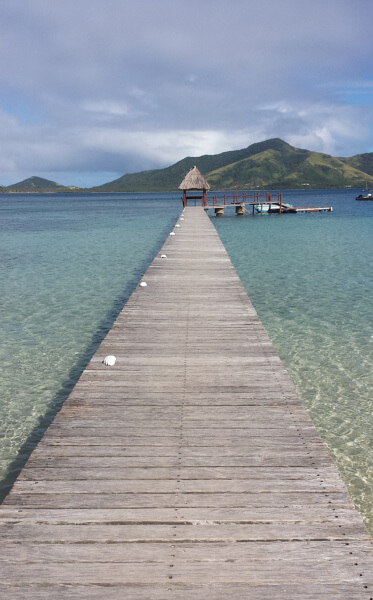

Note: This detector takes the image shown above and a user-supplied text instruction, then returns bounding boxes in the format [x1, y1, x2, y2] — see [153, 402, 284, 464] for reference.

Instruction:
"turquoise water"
[0, 193, 181, 497]
[0, 190, 372, 535]
[213, 189, 373, 531]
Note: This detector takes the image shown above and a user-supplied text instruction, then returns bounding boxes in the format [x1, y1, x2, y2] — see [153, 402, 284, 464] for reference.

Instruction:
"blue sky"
[0, 0, 372, 187]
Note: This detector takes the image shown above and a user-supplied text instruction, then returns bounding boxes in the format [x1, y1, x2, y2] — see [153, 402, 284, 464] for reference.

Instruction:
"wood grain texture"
[1, 206, 372, 598]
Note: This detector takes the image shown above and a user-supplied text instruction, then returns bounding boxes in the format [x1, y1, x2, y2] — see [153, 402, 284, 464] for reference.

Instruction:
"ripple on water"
[0, 193, 181, 499]
[213, 190, 373, 532]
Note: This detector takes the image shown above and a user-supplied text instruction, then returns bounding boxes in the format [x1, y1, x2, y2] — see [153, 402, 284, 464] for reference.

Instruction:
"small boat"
[356, 191, 373, 200]
[254, 202, 293, 213]
[254, 203, 273, 213]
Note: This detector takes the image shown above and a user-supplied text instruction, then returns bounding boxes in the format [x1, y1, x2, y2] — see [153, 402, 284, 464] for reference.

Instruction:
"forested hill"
[5, 176, 79, 193]
[91, 138, 373, 192]
[2, 139, 373, 192]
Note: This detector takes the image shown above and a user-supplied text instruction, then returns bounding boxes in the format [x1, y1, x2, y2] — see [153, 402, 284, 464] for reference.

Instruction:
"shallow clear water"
[0, 193, 181, 497]
[213, 189, 373, 531]
[1, 189, 373, 536]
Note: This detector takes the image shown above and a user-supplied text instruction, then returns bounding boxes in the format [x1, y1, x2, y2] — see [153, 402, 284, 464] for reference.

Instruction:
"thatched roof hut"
[179, 166, 210, 191]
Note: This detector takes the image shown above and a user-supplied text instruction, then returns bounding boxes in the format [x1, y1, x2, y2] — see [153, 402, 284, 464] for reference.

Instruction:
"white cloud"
[0, 0, 372, 185]
[256, 100, 372, 156]
[78, 127, 256, 166]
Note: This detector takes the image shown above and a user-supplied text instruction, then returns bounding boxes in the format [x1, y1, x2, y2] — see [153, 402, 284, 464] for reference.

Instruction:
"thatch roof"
[178, 166, 210, 191]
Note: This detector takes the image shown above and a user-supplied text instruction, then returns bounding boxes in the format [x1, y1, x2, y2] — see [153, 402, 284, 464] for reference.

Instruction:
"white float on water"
[103, 355, 116, 366]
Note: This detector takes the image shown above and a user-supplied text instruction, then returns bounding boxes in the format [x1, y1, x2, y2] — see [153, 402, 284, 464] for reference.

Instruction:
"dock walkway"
[1, 207, 373, 598]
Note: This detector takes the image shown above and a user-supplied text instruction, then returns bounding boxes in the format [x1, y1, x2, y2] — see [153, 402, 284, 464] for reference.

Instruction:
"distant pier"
[204, 192, 333, 216]
[0, 207, 371, 598]
[178, 165, 333, 215]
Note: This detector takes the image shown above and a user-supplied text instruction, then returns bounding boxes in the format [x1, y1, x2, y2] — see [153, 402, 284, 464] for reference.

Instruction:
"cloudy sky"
[0, 0, 372, 187]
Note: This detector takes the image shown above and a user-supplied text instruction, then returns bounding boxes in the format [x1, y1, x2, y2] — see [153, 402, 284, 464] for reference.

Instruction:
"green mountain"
[2, 139, 373, 192]
[91, 138, 373, 192]
[340, 153, 373, 177]
[206, 146, 373, 190]
[6, 176, 79, 193]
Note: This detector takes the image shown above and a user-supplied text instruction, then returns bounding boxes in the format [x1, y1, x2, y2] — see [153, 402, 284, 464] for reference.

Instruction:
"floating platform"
[294, 206, 333, 213]
[0, 207, 371, 598]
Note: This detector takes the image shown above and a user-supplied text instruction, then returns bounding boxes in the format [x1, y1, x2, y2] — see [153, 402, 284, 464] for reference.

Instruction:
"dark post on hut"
[179, 165, 210, 207]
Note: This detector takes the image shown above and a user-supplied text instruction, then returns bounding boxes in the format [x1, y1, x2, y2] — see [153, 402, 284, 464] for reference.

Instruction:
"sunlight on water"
[0, 193, 181, 497]
[213, 189, 373, 532]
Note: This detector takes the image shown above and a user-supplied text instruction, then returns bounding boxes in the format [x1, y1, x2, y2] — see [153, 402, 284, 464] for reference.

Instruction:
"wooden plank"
[10, 476, 348, 494]
[15, 465, 345, 480]
[0, 506, 366, 524]
[1, 539, 372, 564]
[0, 205, 372, 597]
[27, 442, 329, 457]
[1, 521, 369, 543]
[5, 491, 353, 509]
[0, 585, 371, 600]
[0, 558, 372, 585]
[22, 455, 334, 469]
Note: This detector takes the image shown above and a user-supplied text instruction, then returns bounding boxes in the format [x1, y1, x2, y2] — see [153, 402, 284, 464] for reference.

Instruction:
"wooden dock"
[203, 191, 333, 215]
[0, 206, 372, 598]
[205, 202, 333, 215]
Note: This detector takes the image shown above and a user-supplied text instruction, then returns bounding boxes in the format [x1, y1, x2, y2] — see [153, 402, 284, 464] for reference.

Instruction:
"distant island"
[2, 138, 373, 193]
[3, 176, 80, 194]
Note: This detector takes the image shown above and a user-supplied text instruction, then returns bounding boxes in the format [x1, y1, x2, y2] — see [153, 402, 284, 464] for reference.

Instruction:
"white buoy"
[170, 232, 176, 236]
[139, 281, 147, 287]
[103, 355, 116, 366]
[161, 254, 167, 258]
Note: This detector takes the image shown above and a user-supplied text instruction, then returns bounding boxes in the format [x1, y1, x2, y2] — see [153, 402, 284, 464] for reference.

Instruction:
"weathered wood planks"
[0, 206, 372, 599]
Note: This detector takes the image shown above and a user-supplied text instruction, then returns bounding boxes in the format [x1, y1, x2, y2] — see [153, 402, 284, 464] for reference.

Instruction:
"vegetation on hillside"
[2, 139, 373, 193]
[91, 139, 373, 192]
[5, 176, 79, 193]
[341, 153, 373, 177]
